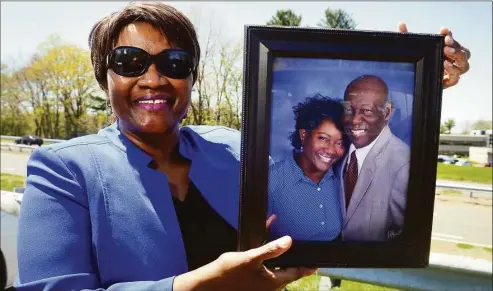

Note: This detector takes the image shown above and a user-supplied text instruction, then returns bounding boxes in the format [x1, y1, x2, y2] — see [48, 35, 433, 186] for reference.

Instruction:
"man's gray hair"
[378, 99, 392, 116]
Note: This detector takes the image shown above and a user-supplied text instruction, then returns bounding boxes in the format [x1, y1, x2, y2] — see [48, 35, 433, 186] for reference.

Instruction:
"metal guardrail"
[0, 135, 65, 143]
[436, 183, 492, 198]
[436, 183, 492, 193]
[0, 135, 64, 153]
[0, 143, 38, 153]
[319, 252, 493, 291]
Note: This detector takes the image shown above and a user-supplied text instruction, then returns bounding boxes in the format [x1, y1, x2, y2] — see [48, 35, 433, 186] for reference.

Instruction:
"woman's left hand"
[398, 22, 471, 89]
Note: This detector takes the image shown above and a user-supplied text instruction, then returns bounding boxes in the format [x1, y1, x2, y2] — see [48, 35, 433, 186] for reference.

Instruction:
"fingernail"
[444, 60, 452, 67]
[445, 47, 455, 54]
[278, 236, 291, 248]
[445, 35, 454, 45]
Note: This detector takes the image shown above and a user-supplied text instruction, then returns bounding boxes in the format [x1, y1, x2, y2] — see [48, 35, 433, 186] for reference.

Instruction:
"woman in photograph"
[13, 1, 471, 291]
[267, 95, 349, 241]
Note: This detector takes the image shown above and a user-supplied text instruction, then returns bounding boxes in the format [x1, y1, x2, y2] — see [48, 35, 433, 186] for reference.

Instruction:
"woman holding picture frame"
[14, 1, 471, 291]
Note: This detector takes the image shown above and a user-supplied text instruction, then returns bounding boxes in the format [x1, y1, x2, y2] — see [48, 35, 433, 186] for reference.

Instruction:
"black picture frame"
[238, 25, 444, 268]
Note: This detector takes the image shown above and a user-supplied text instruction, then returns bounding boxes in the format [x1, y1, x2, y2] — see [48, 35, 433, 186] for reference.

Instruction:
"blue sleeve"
[14, 147, 175, 291]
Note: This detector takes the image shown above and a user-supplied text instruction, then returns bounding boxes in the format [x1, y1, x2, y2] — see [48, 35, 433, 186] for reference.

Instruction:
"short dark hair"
[88, 2, 200, 92]
[289, 94, 348, 150]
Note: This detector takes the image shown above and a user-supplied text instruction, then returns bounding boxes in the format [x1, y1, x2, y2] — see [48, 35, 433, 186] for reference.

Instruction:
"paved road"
[1, 150, 32, 177]
[432, 199, 492, 247]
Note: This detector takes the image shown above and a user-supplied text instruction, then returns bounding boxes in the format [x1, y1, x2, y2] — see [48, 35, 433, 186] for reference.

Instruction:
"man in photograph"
[340, 74, 410, 242]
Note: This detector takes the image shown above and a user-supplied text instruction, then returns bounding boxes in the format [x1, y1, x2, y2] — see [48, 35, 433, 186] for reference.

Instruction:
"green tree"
[190, 26, 215, 126]
[440, 118, 456, 134]
[211, 41, 243, 127]
[266, 9, 302, 26]
[317, 8, 356, 29]
[1, 63, 31, 136]
[472, 120, 493, 130]
[28, 38, 102, 138]
[9, 35, 106, 139]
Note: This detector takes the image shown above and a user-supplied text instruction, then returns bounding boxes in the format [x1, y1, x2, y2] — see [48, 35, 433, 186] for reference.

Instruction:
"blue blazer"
[14, 122, 242, 291]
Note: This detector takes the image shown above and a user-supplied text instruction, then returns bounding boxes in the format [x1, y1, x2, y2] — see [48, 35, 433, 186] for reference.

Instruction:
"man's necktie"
[345, 151, 358, 209]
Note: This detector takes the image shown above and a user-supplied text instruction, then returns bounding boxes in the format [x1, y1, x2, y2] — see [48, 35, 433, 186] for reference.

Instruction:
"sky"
[1, 1, 491, 132]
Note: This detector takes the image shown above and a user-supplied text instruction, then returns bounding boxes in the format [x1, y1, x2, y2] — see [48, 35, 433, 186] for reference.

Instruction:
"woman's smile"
[133, 94, 174, 112]
[317, 153, 336, 164]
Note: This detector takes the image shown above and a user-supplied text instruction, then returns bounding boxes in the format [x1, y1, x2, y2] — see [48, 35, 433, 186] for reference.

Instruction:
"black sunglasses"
[106, 46, 195, 79]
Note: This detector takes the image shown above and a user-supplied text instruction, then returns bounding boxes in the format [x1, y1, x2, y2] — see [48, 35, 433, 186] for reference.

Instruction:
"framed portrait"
[238, 25, 445, 268]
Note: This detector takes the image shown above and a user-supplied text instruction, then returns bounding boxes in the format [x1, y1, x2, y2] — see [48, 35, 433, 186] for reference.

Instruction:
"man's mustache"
[346, 124, 368, 131]
[347, 126, 367, 131]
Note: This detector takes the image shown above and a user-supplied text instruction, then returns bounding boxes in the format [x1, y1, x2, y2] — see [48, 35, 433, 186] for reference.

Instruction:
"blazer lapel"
[139, 167, 188, 273]
[180, 129, 240, 230]
[343, 126, 393, 228]
[188, 152, 240, 230]
[339, 154, 349, 218]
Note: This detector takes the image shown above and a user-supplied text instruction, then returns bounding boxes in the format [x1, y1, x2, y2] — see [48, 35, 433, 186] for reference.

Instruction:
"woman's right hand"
[173, 235, 316, 291]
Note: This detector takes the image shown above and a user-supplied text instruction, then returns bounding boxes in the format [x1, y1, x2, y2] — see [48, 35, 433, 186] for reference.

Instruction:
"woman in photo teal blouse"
[268, 95, 349, 241]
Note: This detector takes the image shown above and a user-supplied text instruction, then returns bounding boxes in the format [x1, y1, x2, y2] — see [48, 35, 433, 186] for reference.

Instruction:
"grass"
[286, 274, 403, 291]
[456, 243, 475, 250]
[0, 173, 26, 191]
[436, 163, 492, 184]
[431, 240, 492, 261]
[285, 274, 321, 290]
[335, 280, 402, 291]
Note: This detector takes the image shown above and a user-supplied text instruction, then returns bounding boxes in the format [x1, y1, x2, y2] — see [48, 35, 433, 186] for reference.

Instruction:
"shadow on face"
[107, 22, 193, 135]
[342, 75, 391, 149]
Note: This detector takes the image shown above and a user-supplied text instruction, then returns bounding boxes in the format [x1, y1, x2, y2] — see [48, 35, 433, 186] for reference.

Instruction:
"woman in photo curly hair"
[268, 94, 349, 242]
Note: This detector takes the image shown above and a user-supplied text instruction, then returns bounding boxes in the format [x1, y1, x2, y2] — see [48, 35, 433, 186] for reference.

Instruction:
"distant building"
[469, 147, 492, 164]
[439, 134, 491, 156]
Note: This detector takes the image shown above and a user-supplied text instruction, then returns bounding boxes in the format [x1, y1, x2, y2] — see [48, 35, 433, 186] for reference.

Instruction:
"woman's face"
[299, 119, 346, 174]
[107, 22, 193, 134]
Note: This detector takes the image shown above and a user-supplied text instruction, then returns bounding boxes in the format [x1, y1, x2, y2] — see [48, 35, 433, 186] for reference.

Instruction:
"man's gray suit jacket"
[339, 126, 410, 242]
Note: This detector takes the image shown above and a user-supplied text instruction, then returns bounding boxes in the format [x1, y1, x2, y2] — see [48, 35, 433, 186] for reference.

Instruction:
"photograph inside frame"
[238, 25, 445, 268]
[266, 56, 415, 244]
